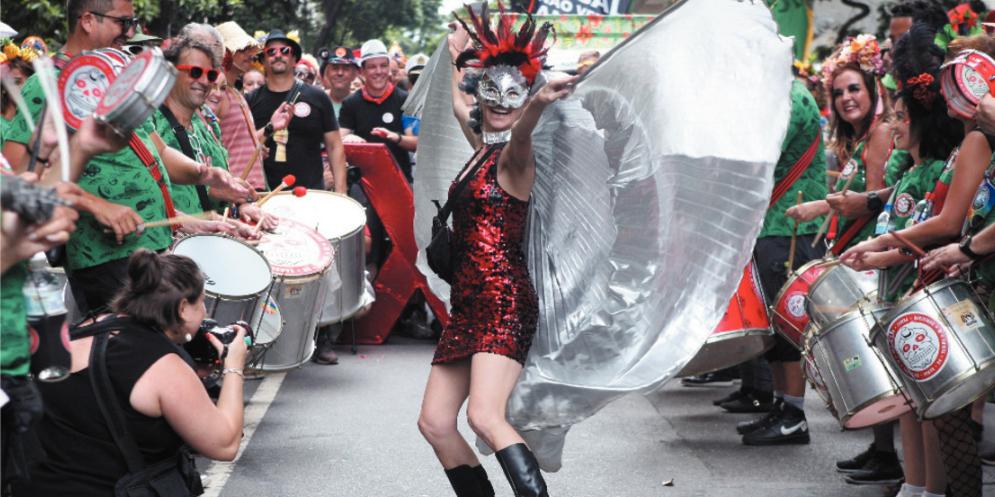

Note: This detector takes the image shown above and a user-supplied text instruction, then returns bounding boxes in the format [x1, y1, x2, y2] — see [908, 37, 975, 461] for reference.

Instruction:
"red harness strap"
[769, 133, 821, 208]
[127, 133, 177, 224]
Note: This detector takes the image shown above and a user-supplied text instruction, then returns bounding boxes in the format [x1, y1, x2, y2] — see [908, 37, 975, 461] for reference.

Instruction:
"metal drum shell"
[801, 323, 838, 420]
[680, 262, 774, 376]
[875, 279, 995, 419]
[807, 262, 879, 327]
[771, 258, 828, 349]
[810, 303, 911, 429]
[95, 47, 176, 135]
[260, 191, 367, 324]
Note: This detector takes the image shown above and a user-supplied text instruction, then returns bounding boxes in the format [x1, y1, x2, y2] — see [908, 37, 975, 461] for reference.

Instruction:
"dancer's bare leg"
[418, 361, 480, 468]
[467, 352, 526, 451]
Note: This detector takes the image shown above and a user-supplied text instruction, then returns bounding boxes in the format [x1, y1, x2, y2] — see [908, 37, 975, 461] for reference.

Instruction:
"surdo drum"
[807, 302, 911, 429]
[680, 262, 774, 376]
[874, 279, 995, 419]
[171, 234, 273, 327]
[771, 258, 828, 349]
[255, 218, 334, 370]
[807, 261, 879, 327]
[260, 191, 369, 324]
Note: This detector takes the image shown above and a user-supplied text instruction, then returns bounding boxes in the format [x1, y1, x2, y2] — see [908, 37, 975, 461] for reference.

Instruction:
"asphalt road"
[204, 337, 995, 497]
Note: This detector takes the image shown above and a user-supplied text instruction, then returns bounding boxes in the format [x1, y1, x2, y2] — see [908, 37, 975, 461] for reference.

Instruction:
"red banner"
[343, 144, 448, 344]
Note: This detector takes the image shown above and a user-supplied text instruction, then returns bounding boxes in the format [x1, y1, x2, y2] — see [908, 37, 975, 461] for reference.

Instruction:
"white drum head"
[262, 191, 366, 240]
[256, 218, 334, 277]
[172, 234, 272, 298]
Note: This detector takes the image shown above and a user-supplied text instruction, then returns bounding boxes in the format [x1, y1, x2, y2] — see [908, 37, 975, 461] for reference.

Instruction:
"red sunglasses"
[265, 46, 292, 57]
[175, 64, 219, 83]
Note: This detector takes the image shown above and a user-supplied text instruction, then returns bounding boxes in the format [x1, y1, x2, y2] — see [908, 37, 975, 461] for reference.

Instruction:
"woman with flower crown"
[415, 5, 574, 497]
[840, 28, 993, 497]
[0, 38, 43, 148]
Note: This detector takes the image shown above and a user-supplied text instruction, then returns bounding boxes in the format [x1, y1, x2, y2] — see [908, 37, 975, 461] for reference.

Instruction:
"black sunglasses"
[87, 11, 140, 32]
[266, 46, 293, 57]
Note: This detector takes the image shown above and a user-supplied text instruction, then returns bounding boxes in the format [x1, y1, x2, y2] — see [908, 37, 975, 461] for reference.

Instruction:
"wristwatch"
[866, 191, 883, 212]
[959, 235, 983, 260]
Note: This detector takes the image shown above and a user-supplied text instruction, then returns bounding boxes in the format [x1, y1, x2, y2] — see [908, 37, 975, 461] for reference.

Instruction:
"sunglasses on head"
[266, 46, 293, 57]
[175, 64, 219, 83]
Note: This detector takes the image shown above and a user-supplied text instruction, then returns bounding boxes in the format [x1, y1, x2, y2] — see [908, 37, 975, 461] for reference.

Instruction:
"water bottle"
[918, 193, 934, 223]
[909, 197, 928, 226]
[875, 203, 892, 235]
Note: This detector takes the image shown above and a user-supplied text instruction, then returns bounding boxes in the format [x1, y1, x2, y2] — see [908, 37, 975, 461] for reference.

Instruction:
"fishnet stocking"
[934, 407, 981, 497]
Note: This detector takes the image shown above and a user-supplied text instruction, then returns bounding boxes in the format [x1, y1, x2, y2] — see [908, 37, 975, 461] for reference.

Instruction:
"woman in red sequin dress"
[417, 7, 574, 497]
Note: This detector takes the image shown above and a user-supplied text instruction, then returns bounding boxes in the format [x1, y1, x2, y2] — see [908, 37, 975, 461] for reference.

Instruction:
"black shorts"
[66, 257, 131, 318]
[754, 235, 825, 362]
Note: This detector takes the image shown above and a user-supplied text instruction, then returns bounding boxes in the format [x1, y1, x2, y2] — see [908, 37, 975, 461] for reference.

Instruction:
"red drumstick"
[891, 230, 927, 258]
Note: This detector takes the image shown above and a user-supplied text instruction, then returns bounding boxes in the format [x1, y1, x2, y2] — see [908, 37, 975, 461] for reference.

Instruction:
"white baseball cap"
[360, 39, 389, 65]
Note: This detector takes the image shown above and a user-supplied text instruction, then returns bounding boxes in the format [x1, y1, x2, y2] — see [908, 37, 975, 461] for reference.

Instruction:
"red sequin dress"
[432, 144, 539, 365]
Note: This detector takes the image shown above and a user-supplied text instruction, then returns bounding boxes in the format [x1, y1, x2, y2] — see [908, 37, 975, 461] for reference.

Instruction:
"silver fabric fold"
[410, 0, 793, 471]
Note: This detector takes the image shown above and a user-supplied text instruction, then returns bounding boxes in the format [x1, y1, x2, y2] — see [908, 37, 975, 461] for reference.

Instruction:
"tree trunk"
[315, 0, 346, 51]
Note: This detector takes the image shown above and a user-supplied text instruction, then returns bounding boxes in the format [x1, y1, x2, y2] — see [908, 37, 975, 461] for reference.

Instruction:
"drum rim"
[772, 257, 828, 319]
[807, 261, 878, 302]
[911, 355, 995, 419]
[884, 277, 974, 321]
[838, 390, 911, 429]
[262, 190, 367, 240]
[170, 233, 274, 298]
[257, 219, 335, 276]
[816, 301, 893, 342]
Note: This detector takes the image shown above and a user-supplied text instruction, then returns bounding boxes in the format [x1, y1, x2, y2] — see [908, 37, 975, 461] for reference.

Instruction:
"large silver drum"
[171, 234, 273, 326]
[255, 219, 334, 370]
[801, 324, 837, 421]
[807, 261, 879, 327]
[874, 279, 995, 419]
[809, 303, 911, 429]
[94, 47, 176, 135]
[261, 191, 369, 325]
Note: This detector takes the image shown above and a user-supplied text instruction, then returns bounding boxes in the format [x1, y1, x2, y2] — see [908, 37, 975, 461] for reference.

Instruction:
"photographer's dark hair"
[111, 250, 204, 331]
[890, 0, 948, 32]
[891, 22, 964, 161]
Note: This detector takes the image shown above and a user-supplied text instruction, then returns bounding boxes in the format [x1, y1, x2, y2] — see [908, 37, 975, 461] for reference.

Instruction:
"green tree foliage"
[4, 0, 443, 55]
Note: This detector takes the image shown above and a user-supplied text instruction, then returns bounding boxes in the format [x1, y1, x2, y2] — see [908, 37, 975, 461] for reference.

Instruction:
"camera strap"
[89, 332, 148, 473]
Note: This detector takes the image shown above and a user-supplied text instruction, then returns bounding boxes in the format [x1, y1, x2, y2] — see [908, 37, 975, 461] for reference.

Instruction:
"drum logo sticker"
[294, 102, 311, 118]
[942, 299, 985, 334]
[843, 355, 862, 372]
[786, 292, 806, 319]
[887, 312, 949, 382]
[894, 193, 915, 217]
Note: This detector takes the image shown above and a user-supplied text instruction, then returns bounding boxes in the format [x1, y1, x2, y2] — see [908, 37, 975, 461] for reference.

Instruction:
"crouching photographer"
[15, 250, 247, 497]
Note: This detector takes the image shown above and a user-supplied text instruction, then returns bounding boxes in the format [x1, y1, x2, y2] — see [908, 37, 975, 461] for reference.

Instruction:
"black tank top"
[19, 317, 187, 497]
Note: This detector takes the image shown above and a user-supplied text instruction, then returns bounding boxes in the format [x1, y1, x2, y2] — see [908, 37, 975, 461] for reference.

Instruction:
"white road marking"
[201, 372, 287, 497]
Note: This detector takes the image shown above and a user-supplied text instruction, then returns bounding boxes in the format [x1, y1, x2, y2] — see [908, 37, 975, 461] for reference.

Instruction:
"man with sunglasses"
[247, 30, 347, 193]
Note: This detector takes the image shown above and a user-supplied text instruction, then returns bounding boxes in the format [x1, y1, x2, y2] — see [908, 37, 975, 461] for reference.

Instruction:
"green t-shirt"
[878, 158, 946, 302]
[884, 149, 911, 187]
[832, 140, 880, 250]
[152, 109, 230, 214]
[0, 254, 29, 376]
[760, 80, 828, 238]
[67, 122, 174, 271]
[965, 153, 995, 288]
[1, 115, 12, 148]
[6, 74, 47, 147]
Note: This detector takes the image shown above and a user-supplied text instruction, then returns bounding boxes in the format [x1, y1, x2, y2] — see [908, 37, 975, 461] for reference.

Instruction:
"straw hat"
[216, 21, 258, 54]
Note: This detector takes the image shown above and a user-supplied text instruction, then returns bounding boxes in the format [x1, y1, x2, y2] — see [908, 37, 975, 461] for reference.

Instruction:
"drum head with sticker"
[786, 292, 807, 319]
[887, 312, 950, 382]
[58, 55, 116, 130]
[96, 50, 150, 116]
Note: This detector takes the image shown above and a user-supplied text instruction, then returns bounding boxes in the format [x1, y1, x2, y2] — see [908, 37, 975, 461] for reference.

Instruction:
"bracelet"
[222, 368, 244, 379]
[394, 133, 402, 145]
[36, 155, 50, 166]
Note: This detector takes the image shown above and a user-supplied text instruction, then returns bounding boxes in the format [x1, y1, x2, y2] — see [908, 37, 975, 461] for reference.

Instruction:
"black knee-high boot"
[473, 465, 495, 497]
[495, 443, 549, 497]
[445, 465, 486, 497]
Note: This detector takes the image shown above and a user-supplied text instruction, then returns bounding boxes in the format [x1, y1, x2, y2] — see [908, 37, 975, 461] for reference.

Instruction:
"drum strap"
[158, 105, 214, 213]
[127, 133, 178, 225]
[829, 216, 872, 256]
[769, 133, 821, 208]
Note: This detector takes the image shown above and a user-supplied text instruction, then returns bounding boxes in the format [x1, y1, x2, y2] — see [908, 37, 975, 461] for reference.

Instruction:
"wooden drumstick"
[891, 230, 927, 258]
[240, 94, 302, 182]
[253, 212, 268, 235]
[812, 173, 858, 247]
[104, 211, 213, 233]
[786, 190, 803, 271]
[255, 174, 296, 207]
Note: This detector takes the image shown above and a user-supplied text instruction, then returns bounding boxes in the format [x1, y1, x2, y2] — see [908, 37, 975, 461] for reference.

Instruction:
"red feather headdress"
[454, 1, 555, 85]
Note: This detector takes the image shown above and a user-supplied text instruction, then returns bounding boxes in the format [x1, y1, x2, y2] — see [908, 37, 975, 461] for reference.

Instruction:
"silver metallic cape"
[406, 0, 793, 471]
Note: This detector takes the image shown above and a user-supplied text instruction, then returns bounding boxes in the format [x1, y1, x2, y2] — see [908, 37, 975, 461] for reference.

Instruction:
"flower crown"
[896, 72, 939, 108]
[0, 39, 41, 65]
[820, 34, 886, 91]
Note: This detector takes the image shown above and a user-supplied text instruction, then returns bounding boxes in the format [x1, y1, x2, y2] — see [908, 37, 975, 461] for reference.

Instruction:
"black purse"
[427, 146, 499, 283]
[88, 331, 204, 497]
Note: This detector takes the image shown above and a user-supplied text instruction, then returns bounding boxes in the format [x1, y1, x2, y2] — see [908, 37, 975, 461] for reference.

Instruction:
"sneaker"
[836, 443, 877, 473]
[312, 327, 339, 365]
[681, 371, 737, 387]
[713, 389, 747, 406]
[720, 391, 774, 413]
[736, 399, 784, 435]
[843, 451, 904, 485]
[741, 402, 810, 446]
[980, 448, 995, 466]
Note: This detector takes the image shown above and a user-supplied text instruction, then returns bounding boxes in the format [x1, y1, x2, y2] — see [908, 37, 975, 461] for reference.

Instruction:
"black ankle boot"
[473, 465, 495, 497]
[495, 444, 548, 497]
[445, 465, 485, 497]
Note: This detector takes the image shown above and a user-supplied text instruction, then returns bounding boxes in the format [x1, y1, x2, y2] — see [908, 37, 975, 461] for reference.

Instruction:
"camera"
[183, 319, 250, 365]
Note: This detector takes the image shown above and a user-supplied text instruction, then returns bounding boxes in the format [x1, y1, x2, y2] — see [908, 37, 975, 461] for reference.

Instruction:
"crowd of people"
[2, 0, 995, 496]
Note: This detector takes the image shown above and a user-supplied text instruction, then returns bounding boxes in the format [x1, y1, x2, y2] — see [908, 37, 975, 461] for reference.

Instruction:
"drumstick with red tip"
[293, 186, 307, 197]
[255, 175, 296, 207]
